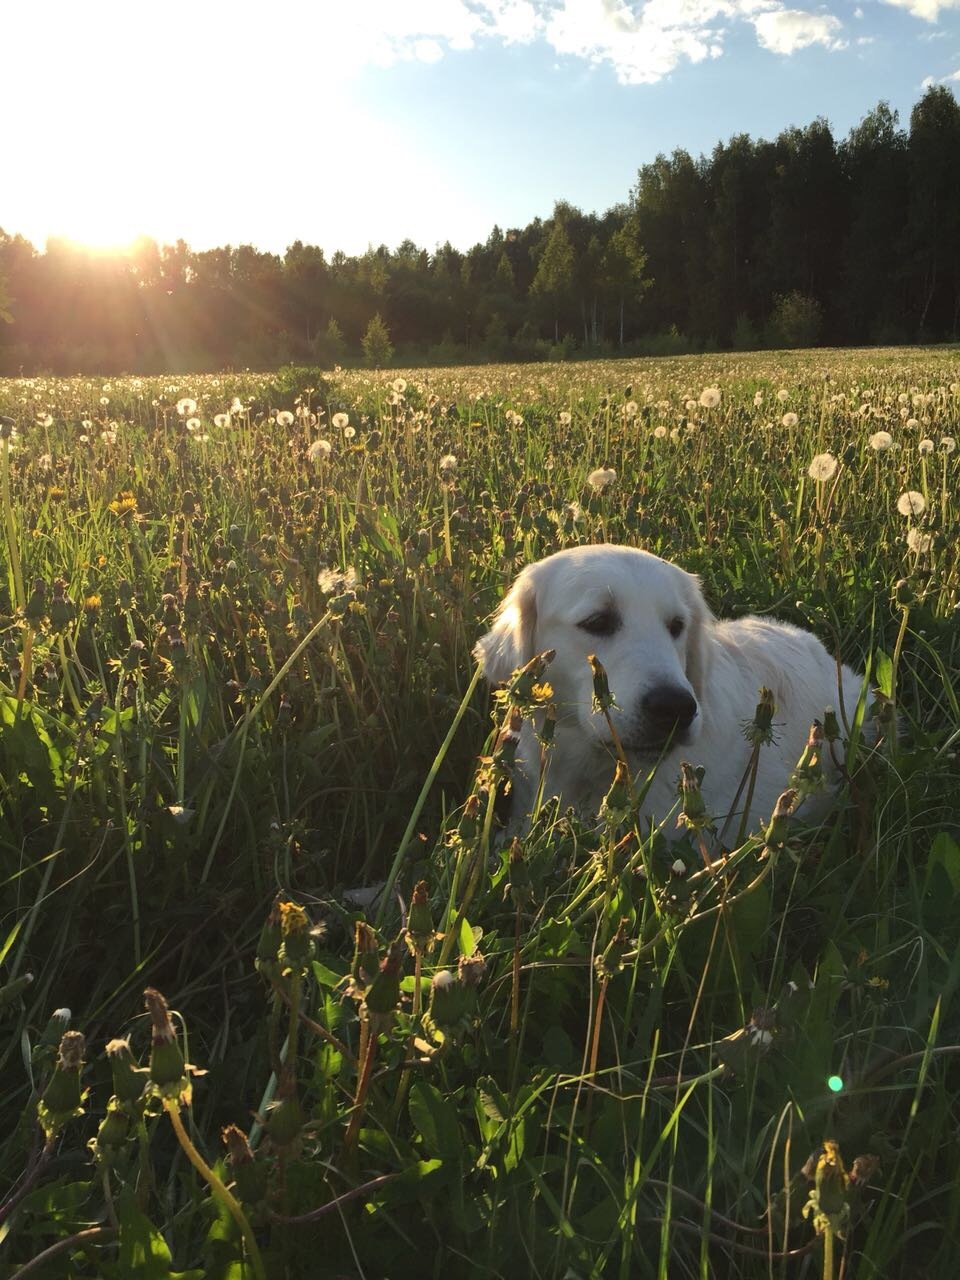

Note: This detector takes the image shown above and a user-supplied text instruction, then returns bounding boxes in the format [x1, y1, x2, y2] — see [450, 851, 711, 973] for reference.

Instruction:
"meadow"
[1, 348, 959, 1279]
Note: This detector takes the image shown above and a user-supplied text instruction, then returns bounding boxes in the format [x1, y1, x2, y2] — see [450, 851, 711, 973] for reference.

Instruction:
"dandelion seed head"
[332, 412, 349, 430]
[918, 438, 934, 454]
[907, 527, 932, 553]
[807, 452, 838, 482]
[896, 490, 926, 517]
[587, 467, 617, 489]
[781, 412, 799, 428]
[869, 431, 893, 451]
[699, 387, 721, 409]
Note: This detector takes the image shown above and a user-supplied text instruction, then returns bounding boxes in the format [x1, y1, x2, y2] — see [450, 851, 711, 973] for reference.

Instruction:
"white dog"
[474, 545, 866, 840]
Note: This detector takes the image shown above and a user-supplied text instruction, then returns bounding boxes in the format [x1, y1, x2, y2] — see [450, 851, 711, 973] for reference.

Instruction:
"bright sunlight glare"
[4, 0, 480, 256]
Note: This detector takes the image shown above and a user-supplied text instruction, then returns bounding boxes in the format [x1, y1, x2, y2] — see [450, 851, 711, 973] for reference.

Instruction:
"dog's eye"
[667, 616, 685, 639]
[577, 610, 621, 637]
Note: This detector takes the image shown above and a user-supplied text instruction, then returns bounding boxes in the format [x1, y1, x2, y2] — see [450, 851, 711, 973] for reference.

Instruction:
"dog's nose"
[641, 685, 698, 733]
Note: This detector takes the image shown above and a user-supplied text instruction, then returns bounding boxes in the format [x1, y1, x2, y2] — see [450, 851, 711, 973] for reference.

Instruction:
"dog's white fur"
[475, 545, 865, 839]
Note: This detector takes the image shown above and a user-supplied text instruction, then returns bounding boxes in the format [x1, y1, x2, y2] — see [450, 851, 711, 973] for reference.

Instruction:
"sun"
[47, 207, 148, 257]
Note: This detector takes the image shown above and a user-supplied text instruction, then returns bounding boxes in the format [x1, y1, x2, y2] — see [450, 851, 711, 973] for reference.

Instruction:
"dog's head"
[474, 545, 713, 755]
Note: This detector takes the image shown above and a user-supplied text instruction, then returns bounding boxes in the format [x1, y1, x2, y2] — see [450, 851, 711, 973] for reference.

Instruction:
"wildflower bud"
[277, 900, 314, 977]
[848, 1153, 880, 1190]
[747, 1006, 776, 1048]
[181, 490, 197, 516]
[25, 579, 47, 625]
[894, 577, 914, 608]
[507, 837, 533, 908]
[814, 1141, 849, 1218]
[790, 723, 825, 799]
[36, 1005, 71, 1052]
[91, 1097, 132, 1164]
[405, 881, 435, 957]
[822, 707, 840, 743]
[223, 1124, 267, 1203]
[144, 988, 186, 1094]
[588, 653, 617, 713]
[277, 691, 293, 728]
[458, 952, 487, 989]
[595, 918, 630, 981]
[505, 650, 555, 707]
[424, 969, 466, 1041]
[38, 1031, 86, 1136]
[600, 759, 632, 824]
[264, 1080, 304, 1150]
[351, 920, 382, 995]
[117, 578, 135, 609]
[254, 899, 283, 981]
[745, 687, 776, 747]
[493, 706, 522, 776]
[225, 559, 239, 590]
[537, 703, 557, 748]
[168, 629, 187, 673]
[106, 1038, 148, 1106]
[0, 972, 35, 1010]
[49, 579, 77, 631]
[362, 939, 405, 1035]
[121, 640, 146, 673]
[161, 594, 180, 628]
[764, 788, 797, 846]
[84, 693, 105, 729]
[182, 582, 202, 625]
[0, 414, 15, 439]
[457, 793, 482, 843]
[677, 760, 707, 827]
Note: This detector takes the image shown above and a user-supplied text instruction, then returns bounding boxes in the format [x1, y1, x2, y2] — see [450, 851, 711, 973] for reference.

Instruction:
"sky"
[4, 0, 960, 259]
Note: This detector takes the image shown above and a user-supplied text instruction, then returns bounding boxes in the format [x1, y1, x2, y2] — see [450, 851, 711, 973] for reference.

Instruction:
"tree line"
[1, 87, 958, 374]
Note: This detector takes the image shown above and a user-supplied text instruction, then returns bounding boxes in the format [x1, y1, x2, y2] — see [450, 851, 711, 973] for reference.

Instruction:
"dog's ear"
[683, 573, 715, 703]
[474, 567, 538, 684]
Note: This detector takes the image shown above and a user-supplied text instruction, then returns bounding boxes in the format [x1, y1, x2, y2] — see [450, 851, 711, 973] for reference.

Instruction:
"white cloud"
[881, 0, 960, 20]
[536, 2, 846, 85]
[753, 9, 846, 54]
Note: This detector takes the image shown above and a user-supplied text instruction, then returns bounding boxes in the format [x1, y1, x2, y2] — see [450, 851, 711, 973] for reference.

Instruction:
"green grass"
[0, 348, 959, 1278]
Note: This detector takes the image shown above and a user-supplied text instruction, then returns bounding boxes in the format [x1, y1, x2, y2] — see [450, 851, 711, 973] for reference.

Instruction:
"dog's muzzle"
[620, 684, 699, 752]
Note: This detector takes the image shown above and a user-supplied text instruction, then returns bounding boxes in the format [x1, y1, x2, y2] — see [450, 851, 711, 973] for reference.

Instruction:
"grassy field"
[1, 349, 959, 1278]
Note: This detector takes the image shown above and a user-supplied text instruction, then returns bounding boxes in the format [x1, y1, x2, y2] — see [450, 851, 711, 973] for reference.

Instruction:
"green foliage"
[0, 351, 959, 1277]
[732, 311, 761, 350]
[361, 312, 394, 367]
[767, 290, 824, 349]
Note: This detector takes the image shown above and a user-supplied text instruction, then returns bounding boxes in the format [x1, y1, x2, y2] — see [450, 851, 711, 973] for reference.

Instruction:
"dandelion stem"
[164, 1099, 266, 1280]
[0, 439, 25, 614]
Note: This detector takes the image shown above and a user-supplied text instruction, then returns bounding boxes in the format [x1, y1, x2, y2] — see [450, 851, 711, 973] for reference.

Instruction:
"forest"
[1, 87, 959, 374]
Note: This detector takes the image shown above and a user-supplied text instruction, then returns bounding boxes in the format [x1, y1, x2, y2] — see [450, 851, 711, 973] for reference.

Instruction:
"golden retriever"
[475, 545, 865, 839]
